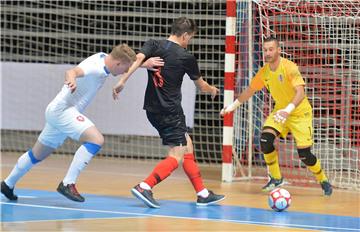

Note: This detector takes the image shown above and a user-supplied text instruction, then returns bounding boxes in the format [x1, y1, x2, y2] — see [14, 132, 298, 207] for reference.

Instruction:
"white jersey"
[39, 52, 111, 148]
[49, 52, 111, 113]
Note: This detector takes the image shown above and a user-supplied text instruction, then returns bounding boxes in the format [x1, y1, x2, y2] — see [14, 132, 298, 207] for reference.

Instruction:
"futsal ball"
[268, 188, 291, 212]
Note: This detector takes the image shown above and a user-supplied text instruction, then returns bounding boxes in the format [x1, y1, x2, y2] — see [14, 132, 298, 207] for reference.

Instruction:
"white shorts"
[38, 104, 94, 149]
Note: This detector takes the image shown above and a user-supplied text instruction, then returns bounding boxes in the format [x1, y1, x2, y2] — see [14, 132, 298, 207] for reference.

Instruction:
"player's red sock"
[144, 156, 178, 188]
[183, 153, 205, 193]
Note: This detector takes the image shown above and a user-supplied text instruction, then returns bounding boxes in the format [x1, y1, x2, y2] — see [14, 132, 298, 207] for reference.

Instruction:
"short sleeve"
[183, 54, 201, 80]
[78, 57, 96, 76]
[250, 68, 265, 91]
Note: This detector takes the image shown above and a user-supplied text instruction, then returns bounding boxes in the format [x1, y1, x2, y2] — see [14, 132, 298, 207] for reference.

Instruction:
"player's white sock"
[140, 182, 151, 190]
[5, 151, 35, 188]
[62, 145, 93, 185]
[197, 188, 209, 198]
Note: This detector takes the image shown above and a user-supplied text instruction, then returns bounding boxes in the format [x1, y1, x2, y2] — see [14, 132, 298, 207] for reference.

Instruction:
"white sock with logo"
[62, 145, 93, 185]
[5, 151, 35, 188]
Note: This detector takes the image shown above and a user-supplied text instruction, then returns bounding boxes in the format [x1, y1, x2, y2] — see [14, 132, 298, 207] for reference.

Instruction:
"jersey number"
[152, 68, 164, 88]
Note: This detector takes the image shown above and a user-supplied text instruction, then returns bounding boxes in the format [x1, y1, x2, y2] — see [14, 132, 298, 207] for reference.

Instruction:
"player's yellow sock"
[307, 159, 327, 182]
[264, 150, 281, 179]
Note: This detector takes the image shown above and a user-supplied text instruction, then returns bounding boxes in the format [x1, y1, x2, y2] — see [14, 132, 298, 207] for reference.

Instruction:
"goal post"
[225, 0, 360, 190]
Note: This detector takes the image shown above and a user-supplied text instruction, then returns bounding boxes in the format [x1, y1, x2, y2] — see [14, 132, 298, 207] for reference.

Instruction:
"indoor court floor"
[1, 153, 359, 231]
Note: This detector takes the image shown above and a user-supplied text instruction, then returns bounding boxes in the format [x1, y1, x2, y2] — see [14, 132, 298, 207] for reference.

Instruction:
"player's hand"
[273, 110, 290, 123]
[65, 77, 76, 93]
[142, 57, 164, 71]
[220, 99, 241, 117]
[112, 79, 126, 100]
[210, 86, 219, 100]
[273, 103, 295, 123]
[220, 107, 229, 116]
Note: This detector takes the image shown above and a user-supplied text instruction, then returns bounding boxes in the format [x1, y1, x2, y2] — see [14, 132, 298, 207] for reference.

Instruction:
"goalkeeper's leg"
[297, 146, 332, 196]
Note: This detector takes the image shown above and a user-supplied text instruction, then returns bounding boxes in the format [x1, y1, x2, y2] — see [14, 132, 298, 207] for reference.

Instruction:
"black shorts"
[146, 111, 187, 146]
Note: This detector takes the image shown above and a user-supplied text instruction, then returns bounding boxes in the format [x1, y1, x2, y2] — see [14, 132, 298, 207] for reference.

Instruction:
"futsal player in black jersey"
[113, 17, 225, 208]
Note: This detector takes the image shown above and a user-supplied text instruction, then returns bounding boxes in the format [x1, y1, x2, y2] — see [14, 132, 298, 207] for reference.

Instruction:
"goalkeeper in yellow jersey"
[221, 37, 332, 196]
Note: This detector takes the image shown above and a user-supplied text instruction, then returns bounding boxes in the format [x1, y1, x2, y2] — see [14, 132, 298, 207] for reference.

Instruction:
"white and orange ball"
[268, 188, 291, 212]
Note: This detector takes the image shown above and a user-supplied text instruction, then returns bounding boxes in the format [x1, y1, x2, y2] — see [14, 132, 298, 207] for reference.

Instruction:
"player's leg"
[132, 144, 183, 208]
[297, 146, 332, 195]
[182, 134, 225, 206]
[1, 122, 62, 200]
[261, 112, 287, 191]
[290, 112, 332, 196]
[56, 108, 103, 202]
[131, 112, 185, 208]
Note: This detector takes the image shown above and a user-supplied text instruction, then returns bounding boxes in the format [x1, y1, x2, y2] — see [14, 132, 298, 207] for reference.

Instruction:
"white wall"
[1, 62, 196, 136]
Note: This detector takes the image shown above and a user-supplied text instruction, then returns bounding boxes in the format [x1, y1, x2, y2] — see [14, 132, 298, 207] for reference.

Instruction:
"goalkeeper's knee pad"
[298, 147, 317, 166]
[260, 132, 276, 154]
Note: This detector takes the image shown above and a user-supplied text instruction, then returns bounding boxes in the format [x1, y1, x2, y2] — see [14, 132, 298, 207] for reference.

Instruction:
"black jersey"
[140, 39, 201, 113]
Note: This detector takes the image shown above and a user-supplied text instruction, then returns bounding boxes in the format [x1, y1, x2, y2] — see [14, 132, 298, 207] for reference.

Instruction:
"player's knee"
[297, 147, 317, 166]
[183, 153, 195, 161]
[83, 142, 102, 156]
[95, 133, 105, 146]
[260, 132, 276, 154]
[27, 149, 41, 164]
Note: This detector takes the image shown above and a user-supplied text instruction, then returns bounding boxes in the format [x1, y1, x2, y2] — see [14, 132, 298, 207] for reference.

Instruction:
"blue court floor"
[1, 189, 359, 231]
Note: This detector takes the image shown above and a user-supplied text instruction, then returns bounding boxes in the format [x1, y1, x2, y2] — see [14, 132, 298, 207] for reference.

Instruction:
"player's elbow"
[136, 53, 146, 63]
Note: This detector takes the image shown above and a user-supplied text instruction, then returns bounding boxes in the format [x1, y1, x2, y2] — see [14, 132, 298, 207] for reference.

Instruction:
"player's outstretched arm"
[112, 53, 146, 100]
[194, 77, 219, 100]
[220, 86, 256, 116]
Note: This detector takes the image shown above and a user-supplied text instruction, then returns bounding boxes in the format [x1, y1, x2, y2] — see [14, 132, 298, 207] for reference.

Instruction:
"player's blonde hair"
[110, 44, 136, 63]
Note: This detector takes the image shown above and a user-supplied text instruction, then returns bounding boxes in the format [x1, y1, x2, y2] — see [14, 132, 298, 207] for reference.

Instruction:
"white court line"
[1, 216, 148, 224]
[1, 196, 37, 199]
[1, 202, 358, 231]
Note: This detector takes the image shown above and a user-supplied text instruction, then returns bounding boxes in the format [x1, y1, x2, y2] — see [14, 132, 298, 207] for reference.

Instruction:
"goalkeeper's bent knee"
[260, 132, 276, 154]
[298, 147, 317, 166]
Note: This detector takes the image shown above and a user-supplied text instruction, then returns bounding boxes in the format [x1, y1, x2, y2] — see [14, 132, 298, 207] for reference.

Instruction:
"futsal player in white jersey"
[1, 44, 139, 202]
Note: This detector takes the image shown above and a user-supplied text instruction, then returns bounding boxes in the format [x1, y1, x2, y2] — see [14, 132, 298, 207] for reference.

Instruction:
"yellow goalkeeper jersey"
[250, 57, 312, 116]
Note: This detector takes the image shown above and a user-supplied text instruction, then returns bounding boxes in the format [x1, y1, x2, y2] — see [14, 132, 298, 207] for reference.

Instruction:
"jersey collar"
[100, 53, 111, 76]
[103, 66, 110, 75]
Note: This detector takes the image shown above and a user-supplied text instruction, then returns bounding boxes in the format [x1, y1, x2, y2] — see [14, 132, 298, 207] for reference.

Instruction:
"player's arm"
[112, 53, 146, 100]
[64, 66, 85, 93]
[220, 68, 263, 116]
[273, 85, 305, 123]
[194, 77, 219, 100]
[220, 86, 257, 116]
[273, 63, 306, 123]
[141, 57, 164, 71]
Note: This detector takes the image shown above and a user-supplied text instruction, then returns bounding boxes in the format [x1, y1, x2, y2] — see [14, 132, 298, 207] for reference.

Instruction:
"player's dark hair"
[170, 17, 198, 36]
[264, 36, 280, 47]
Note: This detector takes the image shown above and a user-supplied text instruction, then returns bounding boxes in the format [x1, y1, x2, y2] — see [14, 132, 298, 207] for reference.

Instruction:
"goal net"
[1, 1, 225, 165]
[233, 0, 359, 190]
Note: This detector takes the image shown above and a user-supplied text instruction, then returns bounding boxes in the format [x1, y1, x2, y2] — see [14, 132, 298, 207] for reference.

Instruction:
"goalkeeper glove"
[220, 99, 241, 116]
[273, 103, 295, 123]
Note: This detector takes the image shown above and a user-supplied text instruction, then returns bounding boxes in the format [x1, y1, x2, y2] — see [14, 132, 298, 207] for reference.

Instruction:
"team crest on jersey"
[278, 75, 284, 82]
[76, 115, 85, 122]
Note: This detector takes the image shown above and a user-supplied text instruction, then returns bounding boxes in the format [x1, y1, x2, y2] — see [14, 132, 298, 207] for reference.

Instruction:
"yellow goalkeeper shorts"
[263, 110, 313, 147]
